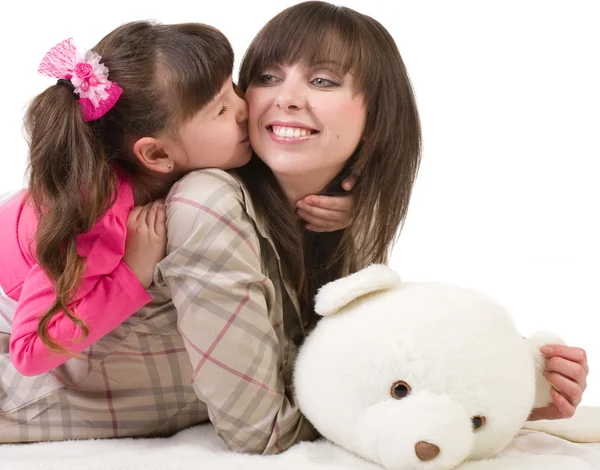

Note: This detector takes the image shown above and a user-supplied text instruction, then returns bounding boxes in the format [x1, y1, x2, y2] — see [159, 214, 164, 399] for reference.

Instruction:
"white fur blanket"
[2, 413, 600, 470]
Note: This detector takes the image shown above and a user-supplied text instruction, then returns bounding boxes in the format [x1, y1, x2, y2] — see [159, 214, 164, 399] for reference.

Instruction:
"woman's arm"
[158, 170, 317, 454]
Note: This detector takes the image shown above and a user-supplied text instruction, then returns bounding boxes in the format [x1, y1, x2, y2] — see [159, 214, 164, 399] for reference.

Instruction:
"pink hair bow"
[38, 38, 122, 122]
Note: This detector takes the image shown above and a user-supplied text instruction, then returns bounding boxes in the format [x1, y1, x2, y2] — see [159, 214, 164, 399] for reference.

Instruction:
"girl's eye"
[311, 77, 338, 87]
[218, 105, 227, 116]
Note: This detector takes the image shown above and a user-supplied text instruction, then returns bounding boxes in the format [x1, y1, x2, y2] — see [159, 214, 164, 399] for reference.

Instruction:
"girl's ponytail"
[25, 82, 116, 355]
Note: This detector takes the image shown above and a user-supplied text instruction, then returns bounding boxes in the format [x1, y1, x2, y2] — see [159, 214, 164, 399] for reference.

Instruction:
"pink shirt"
[0, 174, 152, 376]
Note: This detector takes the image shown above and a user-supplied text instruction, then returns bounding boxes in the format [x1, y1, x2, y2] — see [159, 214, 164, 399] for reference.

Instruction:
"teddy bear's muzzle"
[352, 391, 474, 470]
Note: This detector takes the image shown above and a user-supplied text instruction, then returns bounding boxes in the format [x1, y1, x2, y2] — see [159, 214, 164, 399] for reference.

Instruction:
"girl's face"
[169, 78, 251, 173]
[245, 62, 366, 182]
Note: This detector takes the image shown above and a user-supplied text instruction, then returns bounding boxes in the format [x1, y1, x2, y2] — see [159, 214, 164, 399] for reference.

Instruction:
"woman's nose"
[274, 82, 307, 110]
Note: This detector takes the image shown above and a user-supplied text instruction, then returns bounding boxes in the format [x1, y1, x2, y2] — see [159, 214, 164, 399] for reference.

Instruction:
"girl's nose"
[235, 93, 248, 123]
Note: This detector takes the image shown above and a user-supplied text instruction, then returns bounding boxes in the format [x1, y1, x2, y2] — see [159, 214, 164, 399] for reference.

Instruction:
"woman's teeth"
[272, 126, 313, 138]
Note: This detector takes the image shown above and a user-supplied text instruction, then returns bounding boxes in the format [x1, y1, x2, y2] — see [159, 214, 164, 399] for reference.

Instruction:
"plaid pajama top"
[0, 168, 318, 453]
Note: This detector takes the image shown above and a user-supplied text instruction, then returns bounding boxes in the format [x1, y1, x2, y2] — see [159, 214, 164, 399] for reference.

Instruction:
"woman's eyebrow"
[308, 61, 346, 74]
[261, 63, 284, 73]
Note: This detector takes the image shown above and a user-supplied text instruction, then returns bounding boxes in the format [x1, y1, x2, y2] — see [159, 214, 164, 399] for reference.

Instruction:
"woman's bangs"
[243, 8, 367, 89]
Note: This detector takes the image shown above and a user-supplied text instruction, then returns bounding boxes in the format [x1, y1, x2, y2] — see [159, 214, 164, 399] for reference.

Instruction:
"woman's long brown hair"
[25, 21, 234, 355]
[238, 1, 422, 329]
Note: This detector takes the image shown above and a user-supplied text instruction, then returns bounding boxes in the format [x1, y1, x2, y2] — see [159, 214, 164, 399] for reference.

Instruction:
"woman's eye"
[259, 74, 278, 85]
[390, 381, 411, 399]
[218, 105, 227, 116]
[311, 77, 338, 87]
[471, 416, 486, 431]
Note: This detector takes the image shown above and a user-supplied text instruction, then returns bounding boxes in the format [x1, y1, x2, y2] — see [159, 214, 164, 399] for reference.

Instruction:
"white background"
[1, 1, 598, 406]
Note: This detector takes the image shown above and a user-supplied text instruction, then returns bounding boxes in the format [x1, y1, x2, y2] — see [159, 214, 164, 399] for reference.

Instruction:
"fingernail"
[540, 346, 554, 356]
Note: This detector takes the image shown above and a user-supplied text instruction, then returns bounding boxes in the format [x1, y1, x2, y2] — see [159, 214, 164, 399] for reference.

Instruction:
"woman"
[157, 0, 423, 452]
[157, 1, 588, 453]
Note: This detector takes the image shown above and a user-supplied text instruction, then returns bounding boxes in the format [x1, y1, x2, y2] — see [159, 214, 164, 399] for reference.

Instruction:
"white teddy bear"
[294, 264, 569, 470]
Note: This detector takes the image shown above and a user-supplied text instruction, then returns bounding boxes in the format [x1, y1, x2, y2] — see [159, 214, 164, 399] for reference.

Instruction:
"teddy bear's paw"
[524, 331, 566, 408]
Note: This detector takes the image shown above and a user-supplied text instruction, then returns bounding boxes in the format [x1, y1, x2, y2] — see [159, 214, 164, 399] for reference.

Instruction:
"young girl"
[0, 20, 352, 377]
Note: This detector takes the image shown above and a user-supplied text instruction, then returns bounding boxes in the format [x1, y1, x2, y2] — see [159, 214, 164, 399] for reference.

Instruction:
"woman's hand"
[296, 176, 356, 232]
[528, 344, 588, 420]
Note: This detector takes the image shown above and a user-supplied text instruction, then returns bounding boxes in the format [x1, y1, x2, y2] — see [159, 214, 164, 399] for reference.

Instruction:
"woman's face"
[245, 62, 366, 181]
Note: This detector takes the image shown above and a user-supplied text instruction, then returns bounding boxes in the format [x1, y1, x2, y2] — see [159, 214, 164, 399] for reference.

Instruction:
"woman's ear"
[132, 137, 173, 174]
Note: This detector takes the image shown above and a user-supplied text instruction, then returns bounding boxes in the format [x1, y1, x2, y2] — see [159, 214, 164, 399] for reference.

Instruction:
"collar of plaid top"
[229, 171, 303, 322]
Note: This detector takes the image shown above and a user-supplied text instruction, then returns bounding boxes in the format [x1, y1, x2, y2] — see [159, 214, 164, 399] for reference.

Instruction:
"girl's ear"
[132, 137, 173, 174]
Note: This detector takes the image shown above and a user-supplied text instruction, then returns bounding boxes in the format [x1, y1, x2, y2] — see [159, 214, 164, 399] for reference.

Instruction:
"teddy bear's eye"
[471, 416, 486, 431]
[390, 381, 411, 399]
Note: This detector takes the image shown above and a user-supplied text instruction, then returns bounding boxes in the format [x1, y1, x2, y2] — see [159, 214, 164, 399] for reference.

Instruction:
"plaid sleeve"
[157, 171, 317, 454]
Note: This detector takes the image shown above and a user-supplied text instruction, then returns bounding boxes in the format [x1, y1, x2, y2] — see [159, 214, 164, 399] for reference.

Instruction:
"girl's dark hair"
[25, 21, 234, 355]
[238, 1, 422, 328]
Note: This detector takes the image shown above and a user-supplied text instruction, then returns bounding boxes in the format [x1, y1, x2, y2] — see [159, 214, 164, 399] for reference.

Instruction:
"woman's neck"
[274, 167, 343, 210]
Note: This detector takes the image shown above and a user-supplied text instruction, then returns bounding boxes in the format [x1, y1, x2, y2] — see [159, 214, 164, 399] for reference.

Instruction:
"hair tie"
[38, 38, 122, 121]
[56, 78, 78, 97]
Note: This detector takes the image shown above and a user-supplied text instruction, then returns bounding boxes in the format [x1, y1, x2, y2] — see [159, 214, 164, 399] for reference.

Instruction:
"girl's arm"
[10, 205, 156, 376]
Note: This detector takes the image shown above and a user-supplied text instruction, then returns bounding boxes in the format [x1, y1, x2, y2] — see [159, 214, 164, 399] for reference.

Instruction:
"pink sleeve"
[9, 191, 152, 376]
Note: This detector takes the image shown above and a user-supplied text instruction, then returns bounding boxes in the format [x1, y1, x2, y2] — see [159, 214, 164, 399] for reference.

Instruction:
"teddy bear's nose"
[415, 441, 440, 461]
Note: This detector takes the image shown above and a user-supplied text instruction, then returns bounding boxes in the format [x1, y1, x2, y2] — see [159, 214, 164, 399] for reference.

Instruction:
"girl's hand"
[528, 344, 589, 420]
[296, 176, 356, 232]
[123, 200, 167, 289]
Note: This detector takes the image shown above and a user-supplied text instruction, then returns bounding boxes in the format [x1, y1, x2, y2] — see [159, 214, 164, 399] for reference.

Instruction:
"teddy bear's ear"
[524, 331, 566, 409]
[314, 264, 401, 317]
